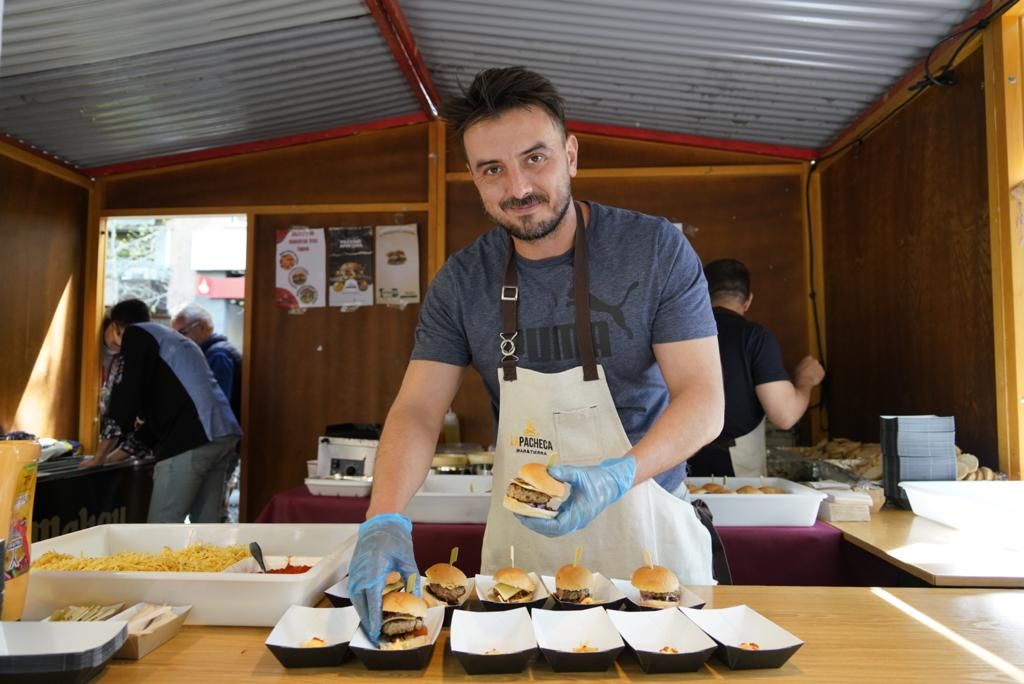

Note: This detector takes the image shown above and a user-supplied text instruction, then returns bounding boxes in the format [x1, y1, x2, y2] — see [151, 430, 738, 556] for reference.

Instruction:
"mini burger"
[631, 564, 681, 608]
[488, 567, 536, 603]
[502, 463, 569, 519]
[554, 563, 595, 603]
[423, 562, 468, 606]
[379, 591, 429, 650]
[382, 570, 404, 596]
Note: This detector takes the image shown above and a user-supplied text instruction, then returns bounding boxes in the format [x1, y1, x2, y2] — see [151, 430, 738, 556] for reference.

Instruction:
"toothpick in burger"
[630, 564, 681, 608]
[554, 563, 595, 604]
[488, 566, 536, 603]
[503, 463, 570, 519]
[379, 591, 429, 650]
[423, 562, 469, 606]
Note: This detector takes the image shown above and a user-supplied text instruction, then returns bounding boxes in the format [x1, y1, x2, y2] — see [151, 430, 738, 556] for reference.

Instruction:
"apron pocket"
[552, 406, 602, 465]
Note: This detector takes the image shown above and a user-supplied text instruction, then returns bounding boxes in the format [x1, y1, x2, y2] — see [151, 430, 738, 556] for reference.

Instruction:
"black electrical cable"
[800, 0, 1019, 432]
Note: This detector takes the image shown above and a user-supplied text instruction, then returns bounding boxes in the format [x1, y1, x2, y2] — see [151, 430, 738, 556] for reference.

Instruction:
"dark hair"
[444, 66, 567, 141]
[110, 298, 151, 326]
[704, 259, 751, 300]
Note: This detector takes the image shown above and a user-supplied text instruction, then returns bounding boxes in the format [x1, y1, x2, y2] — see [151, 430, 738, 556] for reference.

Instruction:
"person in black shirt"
[687, 259, 825, 477]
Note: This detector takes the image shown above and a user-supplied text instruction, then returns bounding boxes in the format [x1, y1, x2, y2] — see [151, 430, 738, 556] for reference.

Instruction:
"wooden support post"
[77, 180, 106, 451]
[984, 8, 1024, 479]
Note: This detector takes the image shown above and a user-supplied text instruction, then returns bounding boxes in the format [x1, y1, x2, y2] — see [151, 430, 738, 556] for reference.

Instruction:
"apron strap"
[572, 203, 599, 381]
[500, 202, 599, 382]
[500, 239, 520, 381]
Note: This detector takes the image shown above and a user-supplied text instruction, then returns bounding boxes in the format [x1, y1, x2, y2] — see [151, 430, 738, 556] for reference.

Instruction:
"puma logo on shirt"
[567, 282, 639, 339]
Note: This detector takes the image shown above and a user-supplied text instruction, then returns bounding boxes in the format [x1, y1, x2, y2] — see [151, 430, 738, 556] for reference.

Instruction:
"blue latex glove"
[348, 513, 419, 644]
[516, 456, 637, 537]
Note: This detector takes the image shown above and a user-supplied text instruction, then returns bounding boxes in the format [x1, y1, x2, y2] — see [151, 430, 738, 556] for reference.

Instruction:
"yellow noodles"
[32, 543, 249, 572]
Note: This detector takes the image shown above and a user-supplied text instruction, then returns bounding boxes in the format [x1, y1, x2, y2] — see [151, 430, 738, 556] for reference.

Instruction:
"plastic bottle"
[0, 439, 39, 620]
[442, 408, 461, 445]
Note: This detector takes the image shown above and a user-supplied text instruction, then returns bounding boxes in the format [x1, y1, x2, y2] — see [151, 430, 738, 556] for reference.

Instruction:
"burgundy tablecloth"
[256, 485, 849, 586]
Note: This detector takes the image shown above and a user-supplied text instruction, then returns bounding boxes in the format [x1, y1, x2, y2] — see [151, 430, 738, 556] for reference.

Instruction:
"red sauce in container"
[265, 564, 313, 574]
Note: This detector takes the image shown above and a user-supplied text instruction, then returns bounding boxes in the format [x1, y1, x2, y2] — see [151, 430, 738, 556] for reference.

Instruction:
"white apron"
[730, 418, 767, 477]
[479, 204, 715, 584]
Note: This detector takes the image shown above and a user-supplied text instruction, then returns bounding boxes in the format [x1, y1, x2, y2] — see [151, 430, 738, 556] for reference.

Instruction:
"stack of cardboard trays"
[809, 481, 874, 522]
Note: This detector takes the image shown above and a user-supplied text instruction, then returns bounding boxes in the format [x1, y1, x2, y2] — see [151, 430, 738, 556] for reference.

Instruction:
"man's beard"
[487, 188, 572, 242]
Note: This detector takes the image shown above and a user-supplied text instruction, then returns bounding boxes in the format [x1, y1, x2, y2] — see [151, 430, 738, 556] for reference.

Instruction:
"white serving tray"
[687, 478, 826, 526]
[305, 476, 373, 497]
[25, 524, 357, 626]
[900, 481, 1024, 551]
[404, 474, 492, 524]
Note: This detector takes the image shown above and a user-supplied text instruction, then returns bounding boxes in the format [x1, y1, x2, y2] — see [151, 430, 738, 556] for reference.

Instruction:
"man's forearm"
[365, 404, 439, 518]
[630, 386, 724, 484]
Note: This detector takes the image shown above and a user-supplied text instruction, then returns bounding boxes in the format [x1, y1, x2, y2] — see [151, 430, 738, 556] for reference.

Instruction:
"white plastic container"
[24, 524, 357, 626]
[404, 473, 492, 523]
[900, 481, 1024, 551]
[687, 477, 825, 526]
[305, 476, 373, 497]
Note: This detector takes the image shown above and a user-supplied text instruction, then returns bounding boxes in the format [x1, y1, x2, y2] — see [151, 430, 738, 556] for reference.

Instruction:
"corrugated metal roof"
[0, 0, 422, 168]
[402, 0, 988, 149]
[0, 0, 991, 170]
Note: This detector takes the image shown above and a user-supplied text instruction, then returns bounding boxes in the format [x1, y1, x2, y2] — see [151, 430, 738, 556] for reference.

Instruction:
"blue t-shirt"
[412, 202, 717, 491]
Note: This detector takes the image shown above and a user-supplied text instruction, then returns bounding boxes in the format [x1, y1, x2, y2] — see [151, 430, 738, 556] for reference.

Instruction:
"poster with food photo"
[375, 224, 420, 305]
[275, 227, 326, 308]
[327, 226, 375, 308]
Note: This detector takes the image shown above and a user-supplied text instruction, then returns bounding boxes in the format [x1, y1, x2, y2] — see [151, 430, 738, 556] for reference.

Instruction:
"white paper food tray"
[900, 481, 1024, 551]
[25, 524, 357, 626]
[687, 478, 825, 526]
[404, 474, 492, 523]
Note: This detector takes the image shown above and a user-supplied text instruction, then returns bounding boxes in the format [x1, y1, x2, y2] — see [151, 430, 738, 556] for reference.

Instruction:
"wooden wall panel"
[821, 50, 995, 464]
[445, 172, 808, 448]
[245, 211, 428, 519]
[446, 130, 795, 171]
[103, 125, 430, 210]
[0, 154, 87, 438]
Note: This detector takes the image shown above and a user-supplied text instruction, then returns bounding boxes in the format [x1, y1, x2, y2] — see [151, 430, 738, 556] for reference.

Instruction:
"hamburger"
[423, 562, 468, 606]
[631, 565, 681, 608]
[379, 591, 429, 650]
[502, 463, 570, 519]
[488, 567, 536, 603]
[554, 563, 594, 603]
[382, 570, 404, 596]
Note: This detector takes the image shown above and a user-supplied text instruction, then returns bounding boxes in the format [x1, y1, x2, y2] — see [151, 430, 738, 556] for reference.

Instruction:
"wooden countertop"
[97, 586, 1024, 683]
[828, 509, 1024, 587]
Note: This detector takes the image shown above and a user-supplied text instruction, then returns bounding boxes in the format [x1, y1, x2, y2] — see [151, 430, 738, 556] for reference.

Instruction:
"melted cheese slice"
[493, 582, 526, 601]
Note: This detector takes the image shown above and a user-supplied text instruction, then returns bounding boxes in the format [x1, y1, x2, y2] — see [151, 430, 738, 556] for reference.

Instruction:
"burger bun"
[555, 563, 594, 591]
[382, 590, 427, 619]
[493, 566, 535, 593]
[631, 564, 680, 595]
[514, 463, 568, 498]
[424, 562, 467, 588]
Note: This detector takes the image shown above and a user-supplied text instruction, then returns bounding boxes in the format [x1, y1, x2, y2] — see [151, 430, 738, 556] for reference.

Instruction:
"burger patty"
[640, 591, 679, 602]
[508, 483, 552, 506]
[555, 588, 590, 602]
[381, 617, 424, 636]
[426, 584, 466, 604]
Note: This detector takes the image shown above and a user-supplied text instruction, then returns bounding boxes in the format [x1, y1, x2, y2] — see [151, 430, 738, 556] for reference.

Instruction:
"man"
[171, 303, 244, 522]
[171, 304, 242, 424]
[687, 259, 826, 477]
[105, 299, 241, 523]
[348, 66, 725, 642]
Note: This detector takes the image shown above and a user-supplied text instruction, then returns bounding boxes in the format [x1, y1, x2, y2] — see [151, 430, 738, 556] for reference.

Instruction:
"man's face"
[172, 316, 205, 344]
[463, 106, 578, 241]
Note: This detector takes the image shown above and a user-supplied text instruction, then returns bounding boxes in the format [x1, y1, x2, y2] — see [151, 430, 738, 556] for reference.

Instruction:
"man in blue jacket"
[171, 303, 243, 521]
